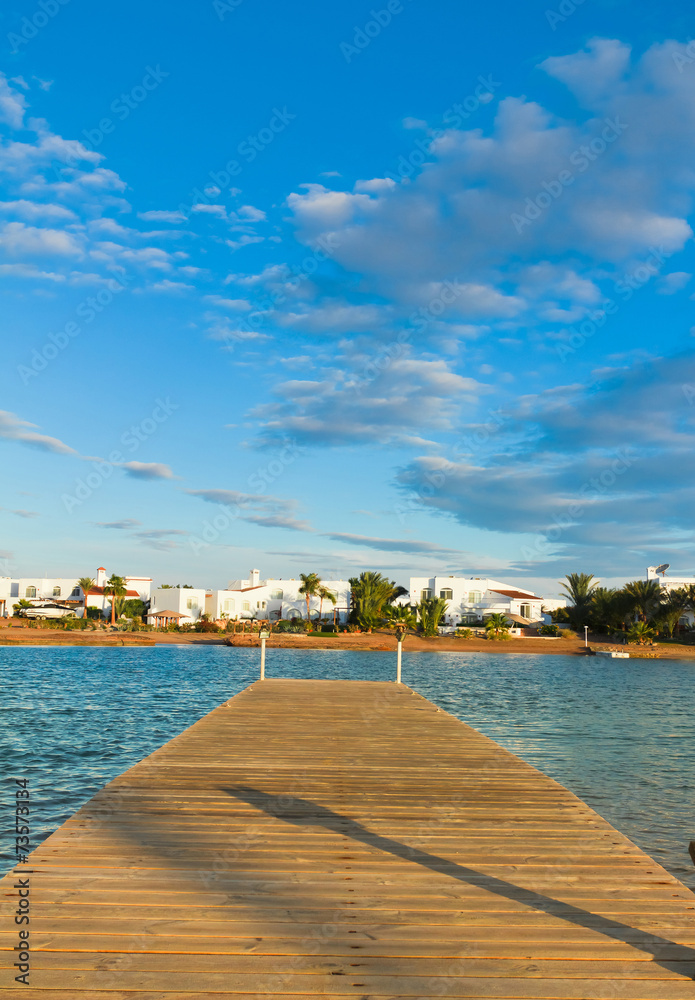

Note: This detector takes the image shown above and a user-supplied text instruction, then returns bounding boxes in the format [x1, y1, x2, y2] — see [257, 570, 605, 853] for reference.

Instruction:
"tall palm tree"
[559, 573, 599, 627]
[349, 571, 407, 620]
[658, 587, 691, 637]
[623, 579, 661, 622]
[417, 596, 448, 637]
[104, 574, 127, 625]
[317, 585, 337, 623]
[77, 577, 95, 619]
[298, 572, 321, 621]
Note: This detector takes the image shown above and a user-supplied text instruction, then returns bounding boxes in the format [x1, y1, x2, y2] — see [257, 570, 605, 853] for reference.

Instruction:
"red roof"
[490, 589, 541, 601]
[87, 586, 140, 598]
[97, 566, 105, 571]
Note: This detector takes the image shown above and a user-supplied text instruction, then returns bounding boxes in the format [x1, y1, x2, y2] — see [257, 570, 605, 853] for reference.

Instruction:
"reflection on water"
[1, 646, 693, 888]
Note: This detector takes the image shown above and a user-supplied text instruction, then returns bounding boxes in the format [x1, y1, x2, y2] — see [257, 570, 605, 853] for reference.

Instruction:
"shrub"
[194, 620, 222, 633]
[540, 623, 560, 636]
[456, 628, 474, 639]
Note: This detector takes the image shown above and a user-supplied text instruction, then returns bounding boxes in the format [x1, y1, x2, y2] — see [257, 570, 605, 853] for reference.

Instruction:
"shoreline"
[1, 625, 694, 658]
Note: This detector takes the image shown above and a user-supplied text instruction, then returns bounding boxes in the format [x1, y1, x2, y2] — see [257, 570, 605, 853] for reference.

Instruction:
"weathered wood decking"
[2, 678, 695, 998]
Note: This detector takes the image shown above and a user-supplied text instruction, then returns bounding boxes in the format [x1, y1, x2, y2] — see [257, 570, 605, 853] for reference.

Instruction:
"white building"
[646, 565, 695, 626]
[408, 575, 557, 626]
[8, 566, 152, 618]
[149, 586, 207, 625]
[0, 577, 12, 618]
[206, 569, 351, 623]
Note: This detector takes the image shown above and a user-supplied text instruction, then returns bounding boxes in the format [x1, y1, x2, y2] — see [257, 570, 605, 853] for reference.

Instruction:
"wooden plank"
[2, 677, 695, 999]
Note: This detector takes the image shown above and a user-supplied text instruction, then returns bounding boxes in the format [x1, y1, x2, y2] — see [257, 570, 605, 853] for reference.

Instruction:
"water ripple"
[1, 646, 693, 888]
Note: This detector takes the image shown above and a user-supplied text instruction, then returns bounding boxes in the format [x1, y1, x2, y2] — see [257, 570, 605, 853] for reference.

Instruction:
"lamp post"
[259, 627, 270, 680]
[395, 625, 406, 684]
[584, 625, 589, 647]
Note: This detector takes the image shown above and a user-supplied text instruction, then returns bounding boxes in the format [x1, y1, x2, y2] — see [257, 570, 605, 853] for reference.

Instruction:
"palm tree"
[623, 579, 661, 622]
[559, 573, 599, 626]
[298, 572, 321, 621]
[626, 620, 656, 645]
[484, 612, 511, 639]
[103, 574, 127, 625]
[349, 571, 407, 621]
[588, 587, 633, 635]
[383, 604, 417, 629]
[658, 588, 691, 637]
[77, 577, 95, 619]
[317, 585, 337, 624]
[417, 596, 448, 637]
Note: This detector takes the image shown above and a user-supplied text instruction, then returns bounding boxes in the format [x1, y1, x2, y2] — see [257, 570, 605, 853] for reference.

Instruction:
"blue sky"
[1, 0, 695, 597]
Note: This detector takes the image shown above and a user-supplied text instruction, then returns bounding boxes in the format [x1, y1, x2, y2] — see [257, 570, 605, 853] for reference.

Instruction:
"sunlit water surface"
[2, 646, 693, 889]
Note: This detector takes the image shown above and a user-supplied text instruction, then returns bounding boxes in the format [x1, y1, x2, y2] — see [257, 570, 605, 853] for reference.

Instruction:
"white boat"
[595, 650, 630, 658]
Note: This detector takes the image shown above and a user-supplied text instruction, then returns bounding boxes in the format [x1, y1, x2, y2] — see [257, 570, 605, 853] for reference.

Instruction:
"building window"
[468, 591, 482, 604]
[257, 601, 266, 609]
[440, 589, 453, 600]
[25, 586, 36, 598]
[421, 589, 432, 600]
[186, 599, 198, 610]
[223, 599, 235, 613]
[270, 589, 283, 599]
[520, 604, 531, 619]
[243, 601, 250, 612]
[53, 586, 61, 597]
[71, 587, 80, 597]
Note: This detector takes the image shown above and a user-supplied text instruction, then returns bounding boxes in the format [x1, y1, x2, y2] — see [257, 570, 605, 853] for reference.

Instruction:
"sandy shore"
[1, 624, 694, 658]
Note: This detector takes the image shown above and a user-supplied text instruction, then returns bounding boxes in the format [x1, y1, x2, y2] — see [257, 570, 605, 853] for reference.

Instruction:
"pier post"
[259, 626, 270, 679]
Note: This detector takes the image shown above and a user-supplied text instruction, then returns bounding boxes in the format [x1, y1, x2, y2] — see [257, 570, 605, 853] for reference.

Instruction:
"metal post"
[396, 633, 403, 684]
[258, 627, 270, 680]
[584, 625, 588, 647]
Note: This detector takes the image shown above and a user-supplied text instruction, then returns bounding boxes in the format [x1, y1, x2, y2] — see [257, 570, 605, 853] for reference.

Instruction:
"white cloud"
[137, 209, 187, 224]
[658, 271, 691, 295]
[254, 356, 489, 447]
[0, 74, 27, 129]
[0, 200, 77, 223]
[121, 462, 175, 480]
[0, 411, 76, 454]
[0, 221, 83, 258]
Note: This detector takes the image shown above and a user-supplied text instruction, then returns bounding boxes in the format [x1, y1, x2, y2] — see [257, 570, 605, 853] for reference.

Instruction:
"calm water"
[2, 646, 694, 889]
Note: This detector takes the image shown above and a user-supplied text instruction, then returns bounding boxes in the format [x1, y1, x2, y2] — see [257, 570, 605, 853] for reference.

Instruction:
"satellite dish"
[655, 563, 670, 576]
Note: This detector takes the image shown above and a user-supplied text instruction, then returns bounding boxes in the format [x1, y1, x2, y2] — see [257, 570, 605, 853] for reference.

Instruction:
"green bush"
[455, 628, 474, 639]
[274, 619, 311, 633]
[539, 623, 560, 636]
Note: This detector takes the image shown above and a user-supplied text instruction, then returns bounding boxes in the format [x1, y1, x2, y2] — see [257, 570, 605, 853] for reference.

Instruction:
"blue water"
[2, 647, 694, 889]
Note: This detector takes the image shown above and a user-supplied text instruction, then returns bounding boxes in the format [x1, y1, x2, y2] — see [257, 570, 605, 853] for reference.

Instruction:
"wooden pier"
[2, 678, 695, 997]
